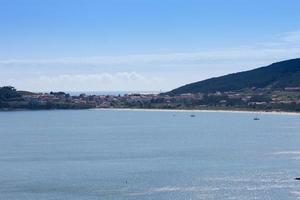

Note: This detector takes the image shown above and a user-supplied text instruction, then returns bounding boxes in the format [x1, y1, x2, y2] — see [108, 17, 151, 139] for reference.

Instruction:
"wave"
[273, 151, 300, 155]
[128, 186, 220, 196]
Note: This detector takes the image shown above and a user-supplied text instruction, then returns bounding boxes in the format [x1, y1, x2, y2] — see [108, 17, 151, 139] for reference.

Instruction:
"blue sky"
[1, 0, 300, 92]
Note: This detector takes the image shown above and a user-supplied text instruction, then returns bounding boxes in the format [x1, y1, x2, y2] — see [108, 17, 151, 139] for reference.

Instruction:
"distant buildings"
[1, 86, 300, 112]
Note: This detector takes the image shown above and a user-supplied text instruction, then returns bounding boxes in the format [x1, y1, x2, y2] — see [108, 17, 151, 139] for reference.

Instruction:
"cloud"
[1, 29, 300, 91]
[0, 29, 300, 70]
[0, 46, 299, 67]
[4, 72, 164, 92]
[282, 30, 300, 43]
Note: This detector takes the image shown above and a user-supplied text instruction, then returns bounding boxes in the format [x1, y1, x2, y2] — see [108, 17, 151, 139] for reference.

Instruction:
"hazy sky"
[1, 0, 300, 92]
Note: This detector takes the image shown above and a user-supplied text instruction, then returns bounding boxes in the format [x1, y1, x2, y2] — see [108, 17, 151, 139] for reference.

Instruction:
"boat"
[295, 177, 300, 180]
[253, 117, 260, 120]
[190, 114, 196, 117]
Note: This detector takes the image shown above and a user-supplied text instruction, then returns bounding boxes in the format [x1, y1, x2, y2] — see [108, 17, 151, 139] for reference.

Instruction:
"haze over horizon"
[1, 0, 300, 92]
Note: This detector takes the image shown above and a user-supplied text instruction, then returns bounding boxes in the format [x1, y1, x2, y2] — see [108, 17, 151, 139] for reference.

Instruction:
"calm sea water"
[0, 109, 300, 200]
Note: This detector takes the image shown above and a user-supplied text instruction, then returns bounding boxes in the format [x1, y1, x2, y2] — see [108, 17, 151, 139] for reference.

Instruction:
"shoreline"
[1, 107, 300, 116]
[93, 107, 300, 116]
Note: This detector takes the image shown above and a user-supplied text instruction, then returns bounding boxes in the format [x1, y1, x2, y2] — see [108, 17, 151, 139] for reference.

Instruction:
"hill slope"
[167, 58, 300, 95]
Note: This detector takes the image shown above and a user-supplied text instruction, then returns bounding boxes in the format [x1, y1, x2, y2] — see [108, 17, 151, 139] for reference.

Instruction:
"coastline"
[93, 107, 300, 116]
[1, 107, 300, 115]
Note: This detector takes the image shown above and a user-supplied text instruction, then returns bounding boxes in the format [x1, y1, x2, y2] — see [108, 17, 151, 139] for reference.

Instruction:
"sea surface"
[0, 109, 300, 200]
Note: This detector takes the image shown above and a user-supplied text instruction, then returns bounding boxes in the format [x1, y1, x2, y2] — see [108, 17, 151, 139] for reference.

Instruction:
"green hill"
[167, 58, 300, 95]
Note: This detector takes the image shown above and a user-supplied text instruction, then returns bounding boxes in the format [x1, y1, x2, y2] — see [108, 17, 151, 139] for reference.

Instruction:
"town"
[1, 86, 300, 112]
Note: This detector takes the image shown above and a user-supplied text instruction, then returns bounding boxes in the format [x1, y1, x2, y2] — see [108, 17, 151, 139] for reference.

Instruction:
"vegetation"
[0, 86, 22, 101]
[0, 58, 300, 112]
[167, 58, 300, 95]
[0, 86, 93, 110]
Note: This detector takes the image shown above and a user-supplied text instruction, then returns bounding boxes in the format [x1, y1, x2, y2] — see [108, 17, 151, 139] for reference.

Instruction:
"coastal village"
[1, 86, 299, 112]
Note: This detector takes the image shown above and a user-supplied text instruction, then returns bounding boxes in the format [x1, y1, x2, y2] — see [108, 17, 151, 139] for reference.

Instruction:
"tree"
[0, 86, 21, 101]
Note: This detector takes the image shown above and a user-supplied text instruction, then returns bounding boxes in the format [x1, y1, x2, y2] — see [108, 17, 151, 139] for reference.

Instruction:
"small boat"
[190, 114, 196, 117]
[295, 177, 300, 180]
[253, 117, 260, 120]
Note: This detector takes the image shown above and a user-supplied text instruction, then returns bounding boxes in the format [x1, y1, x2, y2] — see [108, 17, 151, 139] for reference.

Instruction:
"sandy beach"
[94, 108, 300, 116]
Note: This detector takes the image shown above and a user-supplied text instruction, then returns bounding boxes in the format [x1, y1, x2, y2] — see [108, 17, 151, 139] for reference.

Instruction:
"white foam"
[128, 186, 219, 196]
[290, 191, 300, 195]
[273, 151, 300, 155]
[290, 191, 300, 199]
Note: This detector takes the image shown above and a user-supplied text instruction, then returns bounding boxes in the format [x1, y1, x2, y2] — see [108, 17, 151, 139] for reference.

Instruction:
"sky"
[1, 0, 300, 92]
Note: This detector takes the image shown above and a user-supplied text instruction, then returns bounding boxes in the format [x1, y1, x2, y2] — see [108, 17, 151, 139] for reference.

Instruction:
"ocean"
[0, 109, 300, 200]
